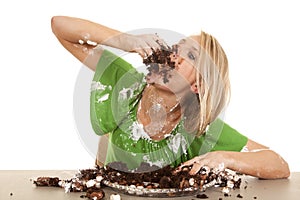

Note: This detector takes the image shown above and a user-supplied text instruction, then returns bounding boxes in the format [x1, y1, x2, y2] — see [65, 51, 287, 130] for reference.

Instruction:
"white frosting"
[142, 155, 165, 168]
[119, 87, 133, 100]
[78, 39, 84, 45]
[97, 93, 109, 102]
[96, 175, 103, 182]
[110, 194, 121, 200]
[130, 122, 151, 141]
[87, 40, 98, 46]
[86, 179, 96, 188]
[227, 180, 234, 188]
[222, 187, 230, 194]
[91, 81, 108, 91]
[64, 182, 72, 193]
[118, 82, 142, 101]
[189, 178, 195, 186]
[167, 134, 187, 154]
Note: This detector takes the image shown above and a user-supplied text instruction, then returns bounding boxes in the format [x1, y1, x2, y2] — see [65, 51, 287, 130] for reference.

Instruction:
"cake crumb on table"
[196, 193, 209, 199]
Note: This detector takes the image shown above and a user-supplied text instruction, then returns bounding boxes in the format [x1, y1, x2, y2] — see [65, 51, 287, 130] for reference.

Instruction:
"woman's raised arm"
[51, 16, 166, 70]
[51, 16, 122, 70]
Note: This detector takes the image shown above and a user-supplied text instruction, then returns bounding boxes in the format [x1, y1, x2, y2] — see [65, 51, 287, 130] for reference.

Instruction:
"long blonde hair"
[185, 31, 230, 136]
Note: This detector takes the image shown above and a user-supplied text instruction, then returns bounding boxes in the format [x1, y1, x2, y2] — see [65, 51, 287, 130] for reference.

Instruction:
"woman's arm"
[51, 16, 116, 70]
[177, 139, 290, 179]
[51, 16, 165, 70]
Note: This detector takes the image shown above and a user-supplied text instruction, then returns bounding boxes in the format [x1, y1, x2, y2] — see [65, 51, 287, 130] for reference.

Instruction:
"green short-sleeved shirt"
[90, 50, 248, 169]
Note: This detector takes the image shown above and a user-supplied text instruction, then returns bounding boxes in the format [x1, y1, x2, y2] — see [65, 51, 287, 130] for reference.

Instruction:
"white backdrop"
[0, 0, 299, 171]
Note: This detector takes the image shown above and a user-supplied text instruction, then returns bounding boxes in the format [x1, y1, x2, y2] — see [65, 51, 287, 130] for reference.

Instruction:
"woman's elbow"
[262, 151, 290, 179]
[279, 161, 290, 179]
[51, 16, 65, 36]
[51, 16, 58, 34]
[274, 152, 290, 179]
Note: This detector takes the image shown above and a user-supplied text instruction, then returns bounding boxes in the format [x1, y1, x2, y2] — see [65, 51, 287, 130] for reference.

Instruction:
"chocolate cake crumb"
[196, 193, 209, 199]
[10, 192, 13, 196]
[33, 177, 60, 187]
[237, 193, 243, 198]
[159, 176, 172, 188]
[253, 197, 257, 199]
[86, 189, 105, 200]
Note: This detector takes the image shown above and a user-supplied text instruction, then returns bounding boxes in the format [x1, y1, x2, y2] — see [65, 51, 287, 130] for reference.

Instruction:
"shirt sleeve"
[90, 50, 145, 135]
[201, 118, 248, 153]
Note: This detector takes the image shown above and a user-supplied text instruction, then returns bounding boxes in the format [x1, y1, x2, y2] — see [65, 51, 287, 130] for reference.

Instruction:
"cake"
[143, 43, 176, 83]
[33, 162, 242, 199]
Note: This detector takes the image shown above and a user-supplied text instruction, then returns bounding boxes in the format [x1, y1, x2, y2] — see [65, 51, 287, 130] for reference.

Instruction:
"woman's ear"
[190, 83, 198, 94]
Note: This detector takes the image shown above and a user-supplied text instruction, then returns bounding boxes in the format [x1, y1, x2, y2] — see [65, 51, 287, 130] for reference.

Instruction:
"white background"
[0, 0, 299, 171]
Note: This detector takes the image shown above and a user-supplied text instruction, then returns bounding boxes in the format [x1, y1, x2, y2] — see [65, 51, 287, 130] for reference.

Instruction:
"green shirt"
[90, 50, 248, 170]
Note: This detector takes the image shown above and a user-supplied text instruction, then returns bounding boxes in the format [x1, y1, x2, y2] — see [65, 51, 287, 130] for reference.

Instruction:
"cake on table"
[33, 162, 242, 200]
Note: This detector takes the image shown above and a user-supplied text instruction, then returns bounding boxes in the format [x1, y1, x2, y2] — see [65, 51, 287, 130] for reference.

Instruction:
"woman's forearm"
[51, 15, 130, 67]
[51, 15, 164, 60]
[51, 16, 122, 46]
[226, 150, 290, 179]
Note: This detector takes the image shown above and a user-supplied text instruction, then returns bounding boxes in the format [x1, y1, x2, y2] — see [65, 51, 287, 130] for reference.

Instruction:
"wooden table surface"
[0, 170, 299, 200]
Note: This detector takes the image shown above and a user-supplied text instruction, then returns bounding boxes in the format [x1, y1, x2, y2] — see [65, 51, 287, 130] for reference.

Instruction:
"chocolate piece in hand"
[143, 44, 176, 84]
[142, 45, 175, 67]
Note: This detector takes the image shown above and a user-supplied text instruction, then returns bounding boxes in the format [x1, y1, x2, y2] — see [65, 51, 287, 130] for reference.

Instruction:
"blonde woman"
[51, 16, 290, 179]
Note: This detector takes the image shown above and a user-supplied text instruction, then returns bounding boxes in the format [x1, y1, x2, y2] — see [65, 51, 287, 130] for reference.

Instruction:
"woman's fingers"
[174, 156, 201, 172]
[136, 34, 169, 58]
[174, 152, 229, 175]
[184, 156, 201, 166]
[153, 33, 169, 49]
[189, 162, 202, 175]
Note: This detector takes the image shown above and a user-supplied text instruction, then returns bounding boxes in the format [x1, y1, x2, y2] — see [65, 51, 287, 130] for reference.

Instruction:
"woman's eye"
[188, 52, 195, 60]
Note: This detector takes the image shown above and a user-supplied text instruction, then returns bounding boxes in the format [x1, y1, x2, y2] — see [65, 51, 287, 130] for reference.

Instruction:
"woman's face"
[147, 37, 200, 96]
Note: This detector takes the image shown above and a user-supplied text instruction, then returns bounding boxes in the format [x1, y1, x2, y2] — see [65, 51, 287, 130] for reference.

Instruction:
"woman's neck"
[137, 85, 182, 141]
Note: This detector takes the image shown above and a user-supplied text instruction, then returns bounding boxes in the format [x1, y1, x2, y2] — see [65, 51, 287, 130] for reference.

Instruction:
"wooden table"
[1, 170, 299, 199]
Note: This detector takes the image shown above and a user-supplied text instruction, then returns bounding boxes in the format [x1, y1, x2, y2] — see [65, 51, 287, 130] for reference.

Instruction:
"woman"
[51, 16, 290, 179]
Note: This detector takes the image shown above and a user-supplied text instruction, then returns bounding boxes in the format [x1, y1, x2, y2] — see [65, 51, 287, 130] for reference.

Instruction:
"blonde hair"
[186, 31, 230, 136]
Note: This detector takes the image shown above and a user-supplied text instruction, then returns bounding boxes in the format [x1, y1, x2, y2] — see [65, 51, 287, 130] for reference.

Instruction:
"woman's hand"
[175, 148, 290, 179]
[175, 151, 231, 175]
[105, 33, 169, 58]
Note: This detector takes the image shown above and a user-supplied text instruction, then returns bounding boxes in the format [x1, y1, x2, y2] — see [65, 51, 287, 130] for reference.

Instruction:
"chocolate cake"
[143, 43, 177, 83]
[33, 162, 242, 199]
